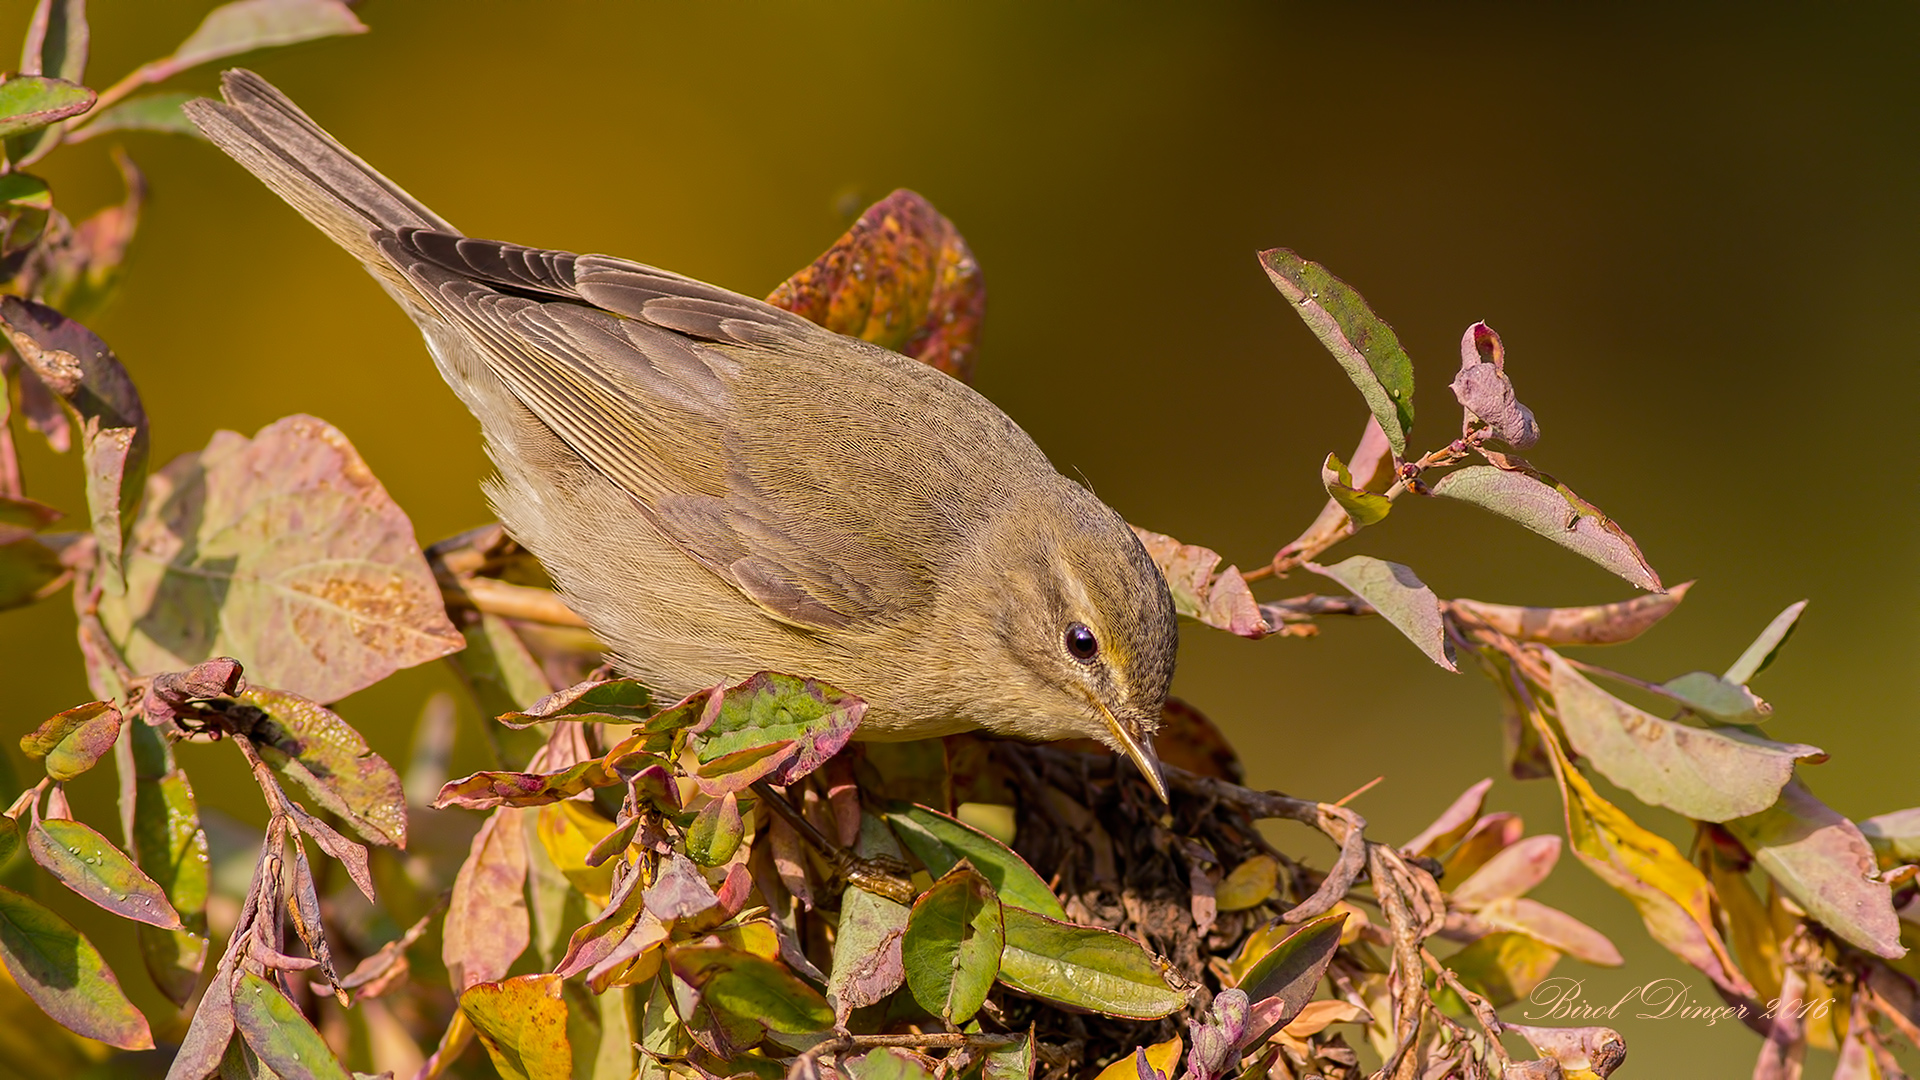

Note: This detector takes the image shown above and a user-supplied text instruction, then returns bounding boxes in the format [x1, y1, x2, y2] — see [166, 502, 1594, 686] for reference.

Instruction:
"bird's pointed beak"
[1098, 701, 1168, 803]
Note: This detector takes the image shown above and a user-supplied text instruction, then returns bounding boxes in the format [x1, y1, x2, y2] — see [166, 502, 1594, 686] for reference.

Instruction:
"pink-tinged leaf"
[1724, 600, 1808, 685]
[458, 973, 574, 1080]
[0, 75, 93, 138]
[646, 852, 720, 924]
[1449, 582, 1692, 647]
[1546, 650, 1822, 822]
[1726, 780, 1906, 959]
[164, 0, 366, 74]
[1449, 834, 1560, 909]
[1471, 897, 1623, 967]
[28, 817, 183, 929]
[20, 0, 89, 84]
[20, 699, 119, 780]
[117, 717, 209, 1005]
[689, 672, 865, 794]
[498, 676, 652, 729]
[141, 656, 246, 729]
[434, 758, 623, 810]
[165, 958, 235, 1080]
[1450, 322, 1539, 450]
[1258, 249, 1415, 457]
[767, 189, 986, 383]
[1307, 555, 1455, 670]
[240, 686, 408, 847]
[98, 415, 464, 703]
[1441, 813, 1524, 883]
[0, 297, 146, 590]
[555, 869, 650, 978]
[444, 807, 529, 992]
[233, 969, 349, 1079]
[828, 812, 910, 1022]
[1131, 527, 1271, 638]
[287, 802, 372, 903]
[1402, 778, 1493, 858]
[1430, 465, 1661, 591]
[1539, 722, 1754, 999]
[0, 884, 153, 1049]
[0, 494, 61, 543]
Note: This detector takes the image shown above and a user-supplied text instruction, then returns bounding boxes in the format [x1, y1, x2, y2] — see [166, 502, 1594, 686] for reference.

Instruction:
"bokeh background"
[1, 2, 1916, 1076]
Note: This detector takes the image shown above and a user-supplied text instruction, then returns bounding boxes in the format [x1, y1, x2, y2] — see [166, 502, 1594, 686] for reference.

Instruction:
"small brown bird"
[187, 71, 1179, 798]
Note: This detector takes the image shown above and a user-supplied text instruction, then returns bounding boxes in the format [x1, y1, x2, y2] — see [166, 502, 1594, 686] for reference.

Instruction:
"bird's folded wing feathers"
[384, 231, 935, 632]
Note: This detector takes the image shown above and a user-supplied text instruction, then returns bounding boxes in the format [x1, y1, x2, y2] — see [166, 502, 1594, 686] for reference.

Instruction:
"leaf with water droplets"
[241, 686, 407, 847]
[233, 969, 350, 1079]
[119, 720, 208, 1005]
[28, 817, 182, 929]
[0, 884, 152, 1049]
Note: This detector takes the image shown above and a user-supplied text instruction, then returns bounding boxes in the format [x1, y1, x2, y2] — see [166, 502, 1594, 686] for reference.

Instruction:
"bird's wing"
[381, 231, 951, 632]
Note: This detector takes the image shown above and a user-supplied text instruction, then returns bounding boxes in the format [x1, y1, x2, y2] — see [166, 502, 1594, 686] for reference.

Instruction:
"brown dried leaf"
[1449, 582, 1692, 647]
[99, 415, 463, 703]
[0, 297, 146, 589]
[767, 189, 986, 382]
[1131, 526, 1270, 638]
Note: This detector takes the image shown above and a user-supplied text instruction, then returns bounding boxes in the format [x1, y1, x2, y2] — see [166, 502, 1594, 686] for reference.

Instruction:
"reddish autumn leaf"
[19, 699, 119, 780]
[1130, 527, 1270, 638]
[1450, 322, 1539, 450]
[444, 806, 530, 992]
[1449, 583, 1692, 647]
[767, 189, 986, 382]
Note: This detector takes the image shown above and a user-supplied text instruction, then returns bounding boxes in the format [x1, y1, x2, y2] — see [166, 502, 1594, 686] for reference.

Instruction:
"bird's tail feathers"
[184, 69, 455, 295]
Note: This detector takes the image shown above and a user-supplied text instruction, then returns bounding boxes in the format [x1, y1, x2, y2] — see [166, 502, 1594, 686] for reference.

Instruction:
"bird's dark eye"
[1065, 623, 1099, 662]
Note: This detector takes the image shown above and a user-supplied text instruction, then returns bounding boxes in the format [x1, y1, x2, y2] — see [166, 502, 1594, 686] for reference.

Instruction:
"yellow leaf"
[1092, 1037, 1183, 1080]
[955, 802, 1017, 846]
[1226, 921, 1290, 986]
[537, 800, 617, 907]
[1282, 999, 1370, 1038]
[1216, 855, 1278, 912]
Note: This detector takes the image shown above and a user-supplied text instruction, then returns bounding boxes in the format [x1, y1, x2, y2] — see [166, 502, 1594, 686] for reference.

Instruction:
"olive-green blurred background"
[2, 2, 1916, 1076]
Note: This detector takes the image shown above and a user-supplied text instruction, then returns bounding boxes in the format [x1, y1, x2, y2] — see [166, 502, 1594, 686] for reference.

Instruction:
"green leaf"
[0, 884, 152, 1049]
[0, 298, 147, 593]
[240, 686, 408, 847]
[0, 535, 64, 611]
[689, 672, 865, 794]
[981, 1026, 1035, 1080]
[20, 700, 120, 781]
[829, 812, 910, 1021]
[1320, 452, 1392, 527]
[0, 75, 92, 138]
[996, 906, 1187, 1019]
[233, 969, 350, 1079]
[1442, 931, 1562, 1009]
[886, 803, 1065, 919]
[460, 973, 574, 1080]
[1546, 650, 1822, 821]
[20, 0, 88, 83]
[669, 943, 833, 1054]
[499, 676, 653, 728]
[1724, 600, 1807, 685]
[0, 816, 16, 866]
[1429, 465, 1661, 591]
[70, 91, 203, 140]
[1258, 249, 1415, 457]
[1234, 911, 1347, 1042]
[167, 0, 367, 73]
[687, 792, 744, 867]
[120, 720, 209, 1006]
[1306, 555, 1455, 670]
[97, 416, 463, 704]
[1726, 779, 1904, 959]
[903, 864, 1003, 1024]
[27, 817, 183, 929]
[1660, 671, 1770, 723]
[844, 1047, 940, 1080]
